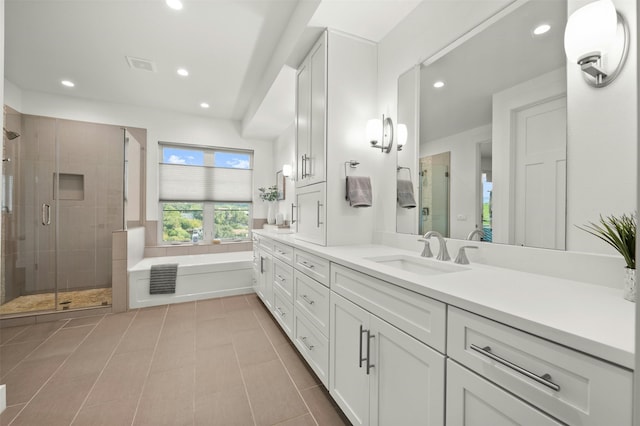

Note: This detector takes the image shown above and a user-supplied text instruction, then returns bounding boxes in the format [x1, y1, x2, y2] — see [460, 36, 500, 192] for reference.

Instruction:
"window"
[159, 144, 253, 243]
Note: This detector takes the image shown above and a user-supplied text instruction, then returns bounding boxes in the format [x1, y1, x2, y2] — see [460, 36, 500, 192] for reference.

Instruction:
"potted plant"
[578, 213, 636, 302]
[258, 185, 279, 224]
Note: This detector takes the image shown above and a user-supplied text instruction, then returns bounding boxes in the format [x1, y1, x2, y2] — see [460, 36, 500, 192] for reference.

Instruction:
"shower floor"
[0, 288, 112, 315]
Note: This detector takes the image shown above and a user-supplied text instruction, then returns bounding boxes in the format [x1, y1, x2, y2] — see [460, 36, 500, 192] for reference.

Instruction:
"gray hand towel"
[397, 179, 416, 209]
[150, 263, 178, 294]
[346, 176, 372, 207]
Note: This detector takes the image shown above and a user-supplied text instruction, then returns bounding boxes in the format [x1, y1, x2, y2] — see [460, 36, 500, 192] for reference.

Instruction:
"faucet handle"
[417, 238, 433, 258]
[454, 246, 478, 265]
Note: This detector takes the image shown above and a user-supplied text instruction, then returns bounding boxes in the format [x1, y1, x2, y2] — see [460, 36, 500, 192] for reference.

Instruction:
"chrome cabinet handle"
[275, 274, 285, 282]
[316, 201, 323, 228]
[260, 256, 264, 274]
[41, 203, 51, 226]
[359, 325, 366, 368]
[291, 203, 297, 224]
[301, 336, 314, 351]
[470, 344, 560, 391]
[276, 307, 286, 317]
[301, 294, 315, 305]
[366, 331, 375, 375]
[300, 260, 315, 269]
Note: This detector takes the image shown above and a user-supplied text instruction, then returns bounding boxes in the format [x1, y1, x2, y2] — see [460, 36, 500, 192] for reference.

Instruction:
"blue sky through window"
[163, 148, 204, 166]
[215, 152, 251, 169]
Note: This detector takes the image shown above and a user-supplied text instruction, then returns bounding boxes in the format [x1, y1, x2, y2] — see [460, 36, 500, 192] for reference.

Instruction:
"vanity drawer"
[259, 236, 273, 253]
[330, 263, 446, 353]
[447, 306, 633, 426]
[293, 311, 329, 387]
[273, 259, 294, 301]
[294, 249, 330, 286]
[273, 241, 294, 265]
[272, 286, 294, 339]
[294, 270, 330, 336]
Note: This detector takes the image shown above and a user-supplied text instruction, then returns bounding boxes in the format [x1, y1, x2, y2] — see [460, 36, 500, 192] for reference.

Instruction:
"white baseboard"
[0, 384, 6, 414]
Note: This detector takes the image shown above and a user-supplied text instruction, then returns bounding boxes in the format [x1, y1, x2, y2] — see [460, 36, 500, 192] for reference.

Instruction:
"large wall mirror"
[396, 0, 569, 250]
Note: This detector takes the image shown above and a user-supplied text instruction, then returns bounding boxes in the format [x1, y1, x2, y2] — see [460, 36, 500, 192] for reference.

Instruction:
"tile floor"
[0, 294, 350, 426]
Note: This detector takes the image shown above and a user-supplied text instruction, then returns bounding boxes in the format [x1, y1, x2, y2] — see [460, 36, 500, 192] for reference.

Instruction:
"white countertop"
[254, 230, 635, 370]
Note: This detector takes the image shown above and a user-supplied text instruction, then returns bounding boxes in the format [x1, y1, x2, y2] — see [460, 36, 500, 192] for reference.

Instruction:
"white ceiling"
[4, 0, 421, 140]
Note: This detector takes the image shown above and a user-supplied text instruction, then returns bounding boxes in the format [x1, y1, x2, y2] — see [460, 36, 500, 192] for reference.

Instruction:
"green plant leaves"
[577, 213, 636, 269]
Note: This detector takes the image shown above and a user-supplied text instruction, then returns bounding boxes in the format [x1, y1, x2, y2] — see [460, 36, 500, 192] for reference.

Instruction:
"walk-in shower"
[1, 107, 133, 316]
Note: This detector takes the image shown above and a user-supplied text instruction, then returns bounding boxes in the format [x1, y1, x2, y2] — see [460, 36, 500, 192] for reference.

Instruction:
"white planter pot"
[623, 268, 636, 302]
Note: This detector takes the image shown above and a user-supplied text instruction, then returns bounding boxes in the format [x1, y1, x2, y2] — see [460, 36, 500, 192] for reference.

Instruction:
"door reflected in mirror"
[396, 0, 568, 250]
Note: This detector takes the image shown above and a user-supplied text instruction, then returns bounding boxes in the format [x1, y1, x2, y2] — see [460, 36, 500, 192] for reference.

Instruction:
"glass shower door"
[54, 120, 124, 310]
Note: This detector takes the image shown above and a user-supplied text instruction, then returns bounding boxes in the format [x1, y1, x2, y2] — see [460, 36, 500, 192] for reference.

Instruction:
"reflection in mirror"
[396, 66, 420, 234]
[419, 152, 450, 236]
[396, 0, 567, 249]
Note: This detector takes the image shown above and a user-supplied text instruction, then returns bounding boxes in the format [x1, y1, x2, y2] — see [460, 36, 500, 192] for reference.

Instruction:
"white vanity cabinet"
[253, 238, 273, 311]
[330, 291, 445, 426]
[447, 307, 633, 426]
[294, 182, 326, 246]
[295, 33, 326, 188]
[293, 29, 377, 247]
[446, 360, 562, 426]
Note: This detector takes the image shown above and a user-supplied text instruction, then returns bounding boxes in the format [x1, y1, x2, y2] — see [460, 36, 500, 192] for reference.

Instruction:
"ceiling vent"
[126, 56, 157, 72]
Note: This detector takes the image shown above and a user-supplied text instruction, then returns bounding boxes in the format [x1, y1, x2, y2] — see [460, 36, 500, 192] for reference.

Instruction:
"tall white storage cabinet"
[294, 30, 378, 246]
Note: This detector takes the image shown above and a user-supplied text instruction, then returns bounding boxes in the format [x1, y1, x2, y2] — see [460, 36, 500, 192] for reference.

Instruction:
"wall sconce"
[564, 0, 629, 88]
[397, 123, 408, 151]
[367, 115, 394, 153]
[282, 164, 292, 178]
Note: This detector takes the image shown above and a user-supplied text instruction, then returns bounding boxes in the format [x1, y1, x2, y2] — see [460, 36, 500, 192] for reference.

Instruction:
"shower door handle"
[42, 203, 51, 226]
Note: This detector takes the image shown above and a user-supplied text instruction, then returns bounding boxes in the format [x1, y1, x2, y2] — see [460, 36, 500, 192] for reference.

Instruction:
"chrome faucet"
[423, 231, 450, 261]
[455, 246, 478, 264]
[466, 228, 484, 241]
[416, 237, 433, 258]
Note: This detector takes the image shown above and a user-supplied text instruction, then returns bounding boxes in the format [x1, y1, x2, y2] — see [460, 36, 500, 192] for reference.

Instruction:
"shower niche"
[1, 107, 145, 316]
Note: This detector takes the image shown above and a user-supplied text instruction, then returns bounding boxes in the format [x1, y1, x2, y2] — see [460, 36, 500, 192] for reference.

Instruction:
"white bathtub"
[128, 251, 253, 309]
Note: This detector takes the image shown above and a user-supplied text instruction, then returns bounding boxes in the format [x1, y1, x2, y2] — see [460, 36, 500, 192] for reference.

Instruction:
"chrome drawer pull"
[470, 344, 561, 391]
[359, 325, 366, 368]
[366, 331, 375, 375]
[301, 336, 314, 351]
[276, 274, 286, 282]
[300, 261, 315, 269]
[276, 307, 286, 317]
[301, 294, 315, 305]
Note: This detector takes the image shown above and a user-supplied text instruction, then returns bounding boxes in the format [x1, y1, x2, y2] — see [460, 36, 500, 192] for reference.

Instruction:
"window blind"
[159, 163, 252, 202]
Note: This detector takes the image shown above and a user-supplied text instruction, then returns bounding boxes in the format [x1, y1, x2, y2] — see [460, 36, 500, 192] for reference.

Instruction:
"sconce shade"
[397, 124, 408, 150]
[564, 0, 617, 63]
[282, 164, 292, 177]
[366, 118, 382, 145]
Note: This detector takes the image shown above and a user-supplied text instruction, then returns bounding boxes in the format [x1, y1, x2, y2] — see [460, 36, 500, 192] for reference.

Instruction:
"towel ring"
[397, 166, 412, 183]
[344, 160, 360, 177]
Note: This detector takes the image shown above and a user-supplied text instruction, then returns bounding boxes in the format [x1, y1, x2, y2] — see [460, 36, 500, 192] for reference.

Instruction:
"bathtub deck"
[128, 251, 254, 309]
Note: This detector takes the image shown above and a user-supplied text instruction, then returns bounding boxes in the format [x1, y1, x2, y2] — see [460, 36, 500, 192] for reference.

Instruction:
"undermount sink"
[365, 255, 468, 276]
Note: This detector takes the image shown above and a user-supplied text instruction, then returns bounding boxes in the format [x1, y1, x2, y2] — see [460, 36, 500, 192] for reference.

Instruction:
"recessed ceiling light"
[200, 102, 210, 109]
[166, 0, 183, 10]
[433, 81, 445, 89]
[533, 24, 551, 36]
[61, 80, 75, 88]
[177, 68, 189, 77]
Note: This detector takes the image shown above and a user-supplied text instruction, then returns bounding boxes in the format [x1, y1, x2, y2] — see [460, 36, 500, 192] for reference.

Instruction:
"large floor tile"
[2, 354, 68, 405]
[0, 340, 42, 378]
[63, 315, 105, 328]
[195, 388, 254, 426]
[275, 342, 321, 391]
[133, 365, 194, 426]
[72, 398, 138, 426]
[8, 321, 65, 344]
[222, 295, 251, 312]
[301, 386, 350, 426]
[196, 317, 232, 350]
[84, 349, 153, 406]
[242, 359, 308, 426]
[0, 325, 31, 345]
[274, 413, 317, 426]
[24, 325, 94, 361]
[0, 404, 25, 425]
[196, 298, 225, 322]
[195, 344, 244, 396]
[10, 373, 97, 426]
[232, 328, 278, 367]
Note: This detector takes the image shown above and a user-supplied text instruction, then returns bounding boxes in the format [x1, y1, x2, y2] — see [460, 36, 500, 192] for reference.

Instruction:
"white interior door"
[514, 96, 566, 249]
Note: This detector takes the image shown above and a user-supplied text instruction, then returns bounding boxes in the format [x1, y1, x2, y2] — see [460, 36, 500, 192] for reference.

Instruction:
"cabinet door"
[329, 292, 370, 426]
[295, 183, 325, 245]
[446, 360, 562, 426]
[307, 34, 326, 185]
[369, 315, 445, 426]
[257, 252, 273, 310]
[295, 59, 310, 184]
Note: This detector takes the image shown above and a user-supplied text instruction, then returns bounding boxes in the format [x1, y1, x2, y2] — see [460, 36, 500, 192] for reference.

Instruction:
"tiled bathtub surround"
[0, 294, 348, 425]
